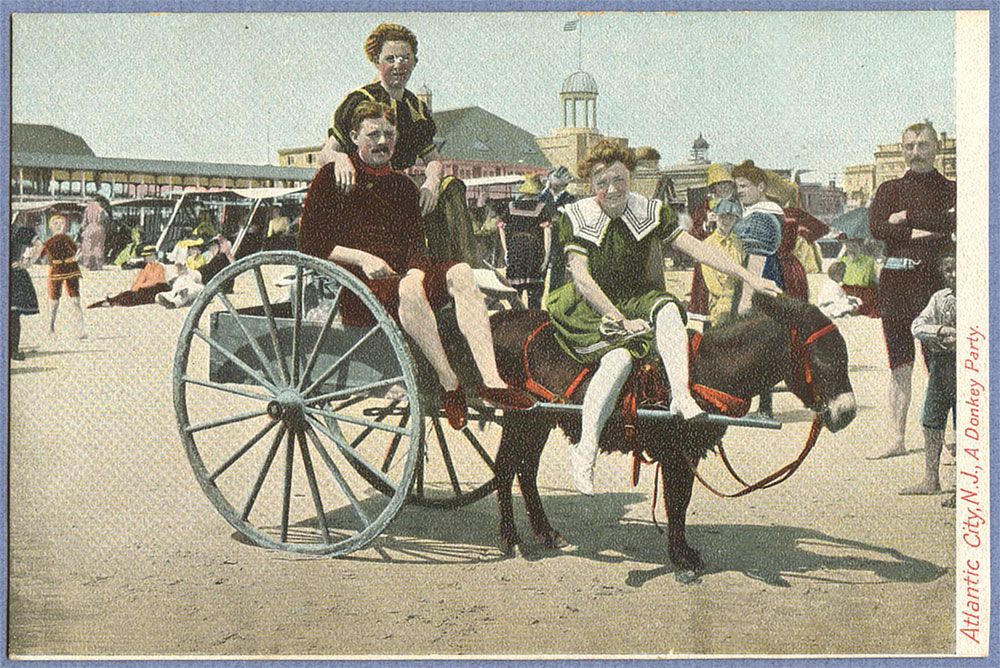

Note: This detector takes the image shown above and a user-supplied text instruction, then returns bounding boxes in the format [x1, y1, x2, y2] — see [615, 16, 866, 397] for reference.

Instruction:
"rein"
[635, 319, 839, 500]
[685, 413, 824, 498]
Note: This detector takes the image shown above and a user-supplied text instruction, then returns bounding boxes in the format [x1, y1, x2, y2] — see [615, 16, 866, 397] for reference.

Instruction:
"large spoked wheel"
[350, 402, 500, 509]
[173, 251, 423, 555]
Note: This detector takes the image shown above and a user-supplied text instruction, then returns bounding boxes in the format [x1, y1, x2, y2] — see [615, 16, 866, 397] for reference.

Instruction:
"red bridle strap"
[790, 322, 838, 405]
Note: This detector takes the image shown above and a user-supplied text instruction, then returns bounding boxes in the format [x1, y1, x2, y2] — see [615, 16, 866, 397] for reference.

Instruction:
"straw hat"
[706, 163, 733, 187]
[518, 173, 544, 196]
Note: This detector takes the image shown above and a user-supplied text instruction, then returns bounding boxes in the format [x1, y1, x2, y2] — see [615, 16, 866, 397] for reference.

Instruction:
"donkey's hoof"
[674, 569, 701, 585]
[499, 535, 521, 559]
[538, 530, 570, 550]
[670, 545, 704, 573]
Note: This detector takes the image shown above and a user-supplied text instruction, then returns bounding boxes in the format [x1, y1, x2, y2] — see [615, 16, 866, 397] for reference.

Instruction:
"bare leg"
[654, 303, 704, 419]
[569, 348, 632, 495]
[900, 427, 943, 495]
[70, 296, 86, 338]
[869, 363, 911, 459]
[397, 271, 459, 391]
[446, 263, 506, 388]
[48, 298, 59, 334]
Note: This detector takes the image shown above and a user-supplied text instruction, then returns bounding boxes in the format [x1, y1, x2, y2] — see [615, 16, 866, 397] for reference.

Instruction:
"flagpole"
[578, 16, 582, 70]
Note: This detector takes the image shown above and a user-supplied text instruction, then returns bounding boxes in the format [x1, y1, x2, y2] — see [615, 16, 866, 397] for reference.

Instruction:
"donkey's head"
[752, 293, 856, 432]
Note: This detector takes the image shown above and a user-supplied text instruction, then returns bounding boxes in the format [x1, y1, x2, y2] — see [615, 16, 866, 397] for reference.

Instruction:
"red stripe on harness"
[522, 321, 591, 403]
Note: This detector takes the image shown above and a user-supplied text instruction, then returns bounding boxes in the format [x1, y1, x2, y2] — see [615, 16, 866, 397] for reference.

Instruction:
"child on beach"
[901, 254, 956, 503]
[10, 223, 41, 359]
[39, 214, 86, 338]
[816, 262, 861, 319]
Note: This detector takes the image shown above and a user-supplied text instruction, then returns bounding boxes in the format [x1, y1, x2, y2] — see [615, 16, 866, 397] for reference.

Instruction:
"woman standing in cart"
[316, 22, 479, 267]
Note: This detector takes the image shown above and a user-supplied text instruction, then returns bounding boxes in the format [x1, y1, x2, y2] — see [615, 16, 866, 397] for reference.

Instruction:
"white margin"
[954, 9, 990, 657]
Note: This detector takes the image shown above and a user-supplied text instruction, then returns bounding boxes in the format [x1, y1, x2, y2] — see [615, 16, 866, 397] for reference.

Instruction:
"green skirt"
[546, 283, 685, 365]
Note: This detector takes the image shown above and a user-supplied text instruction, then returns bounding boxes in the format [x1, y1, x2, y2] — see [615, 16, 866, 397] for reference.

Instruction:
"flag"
[563, 19, 579, 31]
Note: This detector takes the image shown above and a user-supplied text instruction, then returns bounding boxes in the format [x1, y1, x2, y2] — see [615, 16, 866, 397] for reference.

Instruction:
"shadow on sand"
[230, 488, 946, 589]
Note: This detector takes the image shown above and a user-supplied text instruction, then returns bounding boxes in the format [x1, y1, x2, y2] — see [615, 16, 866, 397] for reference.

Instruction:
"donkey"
[487, 294, 857, 572]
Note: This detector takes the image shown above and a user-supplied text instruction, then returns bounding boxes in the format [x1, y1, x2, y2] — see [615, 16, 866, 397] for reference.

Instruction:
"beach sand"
[8, 262, 955, 657]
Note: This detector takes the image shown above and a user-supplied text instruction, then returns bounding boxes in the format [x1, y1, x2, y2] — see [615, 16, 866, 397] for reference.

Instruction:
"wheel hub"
[267, 389, 307, 429]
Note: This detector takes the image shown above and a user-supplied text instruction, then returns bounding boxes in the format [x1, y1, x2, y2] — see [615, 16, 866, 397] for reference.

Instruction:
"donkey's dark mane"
[702, 310, 778, 348]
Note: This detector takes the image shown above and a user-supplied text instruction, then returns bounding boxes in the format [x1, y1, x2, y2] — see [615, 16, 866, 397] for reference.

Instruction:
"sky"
[11, 10, 956, 182]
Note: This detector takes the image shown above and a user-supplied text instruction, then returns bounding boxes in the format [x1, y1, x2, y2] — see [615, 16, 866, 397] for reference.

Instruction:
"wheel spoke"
[461, 426, 496, 471]
[330, 395, 367, 413]
[192, 327, 280, 395]
[291, 266, 303, 386]
[240, 423, 286, 521]
[346, 400, 400, 449]
[183, 375, 275, 403]
[303, 425, 372, 529]
[209, 418, 280, 482]
[186, 408, 270, 434]
[305, 375, 405, 406]
[303, 405, 410, 435]
[296, 429, 331, 543]
[280, 429, 295, 542]
[305, 416, 399, 492]
[415, 442, 425, 497]
[302, 325, 380, 397]
[253, 265, 290, 385]
[297, 284, 343, 392]
[382, 411, 409, 473]
[431, 417, 463, 496]
[213, 291, 281, 387]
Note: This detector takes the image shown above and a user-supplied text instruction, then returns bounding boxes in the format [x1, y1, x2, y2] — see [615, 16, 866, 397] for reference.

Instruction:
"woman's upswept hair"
[364, 23, 418, 64]
[577, 139, 637, 179]
[731, 159, 768, 186]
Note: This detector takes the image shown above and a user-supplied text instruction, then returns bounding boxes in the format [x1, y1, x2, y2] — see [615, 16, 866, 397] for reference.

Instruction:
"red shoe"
[441, 386, 467, 430]
[476, 385, 536, 410]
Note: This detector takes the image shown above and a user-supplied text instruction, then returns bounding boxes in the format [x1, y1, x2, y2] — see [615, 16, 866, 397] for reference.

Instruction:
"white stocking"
[570, 347, 632, 494]
[655, 302, 704, 419]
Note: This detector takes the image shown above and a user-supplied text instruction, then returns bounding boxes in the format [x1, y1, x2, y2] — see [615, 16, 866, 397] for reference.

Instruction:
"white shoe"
[569, 442, 595, 496]
[671, 394, 705, 420]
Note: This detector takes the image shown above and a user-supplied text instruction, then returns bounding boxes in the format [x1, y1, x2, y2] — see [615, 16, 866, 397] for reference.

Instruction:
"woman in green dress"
[547, 140, 781, 495]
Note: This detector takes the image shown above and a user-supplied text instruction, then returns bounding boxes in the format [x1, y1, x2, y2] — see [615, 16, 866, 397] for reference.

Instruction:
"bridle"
[788, 322, 839, 410]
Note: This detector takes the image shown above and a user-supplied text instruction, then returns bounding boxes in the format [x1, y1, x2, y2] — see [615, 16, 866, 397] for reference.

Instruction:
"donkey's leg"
[515, 422, 568, 549]
[661, 446, 704, 572]
[496, 420, 526, 557]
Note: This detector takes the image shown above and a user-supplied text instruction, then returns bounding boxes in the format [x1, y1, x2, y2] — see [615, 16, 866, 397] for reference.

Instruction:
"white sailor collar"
[562, 192, 662, 246]
[743, 200, 785, 217]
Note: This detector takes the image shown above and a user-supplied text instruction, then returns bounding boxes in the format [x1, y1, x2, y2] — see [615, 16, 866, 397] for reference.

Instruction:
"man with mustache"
[867, 122, 956, 459]
[299, 101, 535, 431]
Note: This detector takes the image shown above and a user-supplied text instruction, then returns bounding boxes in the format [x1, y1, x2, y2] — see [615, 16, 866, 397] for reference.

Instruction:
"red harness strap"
[634, 320, 838, 504]
[522, 321, 591, 403]
[628, 333, 750, 485]
[691, 385, 750, 416]
[689, 331, 749, 416]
